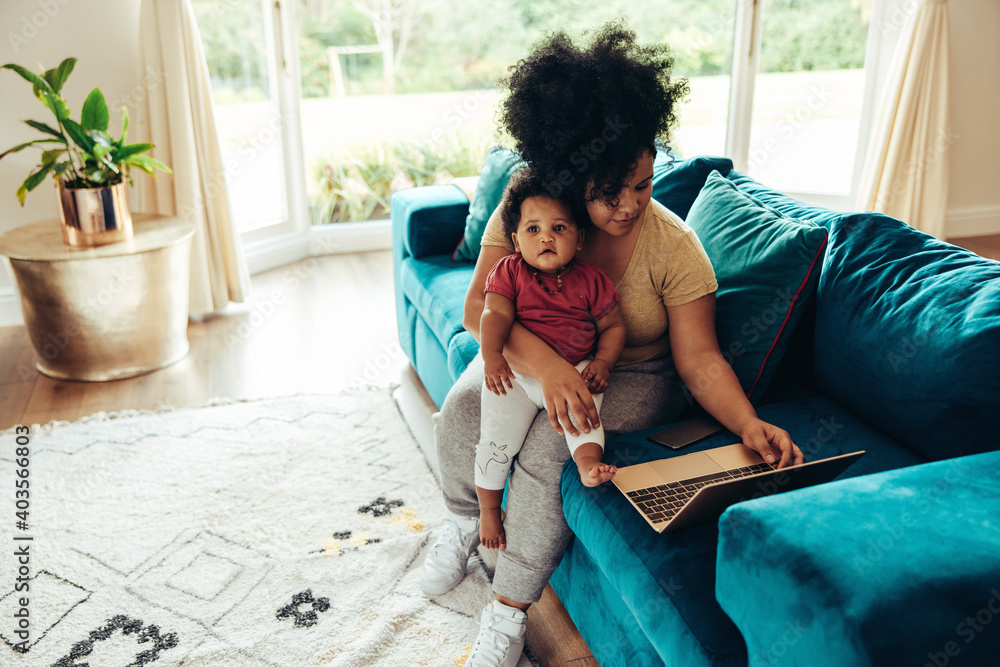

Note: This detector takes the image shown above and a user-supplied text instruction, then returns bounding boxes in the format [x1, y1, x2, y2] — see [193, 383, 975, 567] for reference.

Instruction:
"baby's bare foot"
[478, 508, 506, 549]
[581, 463, 617, 487]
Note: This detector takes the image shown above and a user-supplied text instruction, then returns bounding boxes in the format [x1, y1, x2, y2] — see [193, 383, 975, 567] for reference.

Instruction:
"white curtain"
[857, 0, 951, 239]
[133, 0, 250, 314]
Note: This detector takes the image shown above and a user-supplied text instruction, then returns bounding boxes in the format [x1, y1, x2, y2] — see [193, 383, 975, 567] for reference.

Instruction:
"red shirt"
[484, 254, 620, 365]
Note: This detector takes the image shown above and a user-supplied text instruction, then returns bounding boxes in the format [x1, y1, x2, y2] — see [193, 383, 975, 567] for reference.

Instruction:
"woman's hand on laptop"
[739, 419, 804, 469]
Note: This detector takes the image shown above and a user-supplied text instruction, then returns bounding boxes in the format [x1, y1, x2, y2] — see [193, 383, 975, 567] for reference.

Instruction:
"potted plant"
[0, 57, 172, 247]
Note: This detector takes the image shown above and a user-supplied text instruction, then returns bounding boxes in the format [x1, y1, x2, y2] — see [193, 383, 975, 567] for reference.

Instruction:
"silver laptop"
[613, 443, 865, 532]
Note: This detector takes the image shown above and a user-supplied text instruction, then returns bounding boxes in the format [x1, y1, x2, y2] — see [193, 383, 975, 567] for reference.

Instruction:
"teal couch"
[391, 155, 1000, 666]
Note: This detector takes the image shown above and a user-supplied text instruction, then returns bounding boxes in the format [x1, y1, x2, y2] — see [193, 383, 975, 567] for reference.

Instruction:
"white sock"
[492, 600, 527, 621]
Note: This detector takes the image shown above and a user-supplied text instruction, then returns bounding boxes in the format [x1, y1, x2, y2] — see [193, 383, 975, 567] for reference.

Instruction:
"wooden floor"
[0, 249, 598, 666]
[950, 233, 1000, 261]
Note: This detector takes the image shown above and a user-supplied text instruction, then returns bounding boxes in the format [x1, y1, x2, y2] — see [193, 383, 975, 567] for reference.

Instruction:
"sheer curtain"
[857, 0, 951, 238]
[133, 0, 250, 314]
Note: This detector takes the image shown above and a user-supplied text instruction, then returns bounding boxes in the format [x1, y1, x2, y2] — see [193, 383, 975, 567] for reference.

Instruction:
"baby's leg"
[564, 378, 615, 486]
[476, 486, 505, 549]
[572, 442, 617, 487]
[476, 379, 537, 549]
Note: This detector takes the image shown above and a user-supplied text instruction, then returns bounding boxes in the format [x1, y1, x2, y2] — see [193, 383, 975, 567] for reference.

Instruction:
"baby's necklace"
[532, 263, 571, 295]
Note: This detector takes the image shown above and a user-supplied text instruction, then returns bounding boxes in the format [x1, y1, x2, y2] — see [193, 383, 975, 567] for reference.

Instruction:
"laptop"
[612, 443, 865, 532]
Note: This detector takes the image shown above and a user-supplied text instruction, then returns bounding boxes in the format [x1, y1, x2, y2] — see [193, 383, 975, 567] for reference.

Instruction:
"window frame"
[725, 0, 899, 211]
[238, 0, 907, 273]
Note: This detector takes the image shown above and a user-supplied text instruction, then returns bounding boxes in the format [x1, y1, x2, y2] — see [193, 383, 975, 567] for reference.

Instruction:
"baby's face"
[511, 196, 584, 274]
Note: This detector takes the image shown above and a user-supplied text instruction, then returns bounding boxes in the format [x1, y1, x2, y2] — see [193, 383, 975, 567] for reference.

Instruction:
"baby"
[475, 165, 627, 549]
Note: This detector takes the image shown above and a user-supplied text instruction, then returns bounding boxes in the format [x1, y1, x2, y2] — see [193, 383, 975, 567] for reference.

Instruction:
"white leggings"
[475, 359, 605, 491]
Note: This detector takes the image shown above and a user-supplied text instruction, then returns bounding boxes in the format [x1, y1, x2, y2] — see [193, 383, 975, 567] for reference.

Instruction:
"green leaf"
[81, 88, 109, 132]
[40, 148, 65, 165]
[99, 156, 120, 174]
[114, 143, 153, 161]
[119, 106, 130, 145]
[17, 161, 55, 204]
[83, 166, 112, 184]
[92, 144, 111, 159]
[0, 138, 62, 160]
[24, 119, 64, 140]
[90, 130, 114, 147]
[53, 161, 71, 178]
[62, 119, 95, 152]
[40, 91, 71, 121]
[125, 154, 173, 175]
[51, 57, 76, 93]
[43, 67, 58, 91]
[1, 63, 53, 94]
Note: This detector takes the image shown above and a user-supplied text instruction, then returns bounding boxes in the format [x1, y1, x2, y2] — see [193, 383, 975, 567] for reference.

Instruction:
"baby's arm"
[582, 306, 626, 393]
[481, 291, 517, 395]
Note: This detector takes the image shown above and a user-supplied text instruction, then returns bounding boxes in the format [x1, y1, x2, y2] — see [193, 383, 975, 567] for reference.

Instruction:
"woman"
[421, 22, 804, 667]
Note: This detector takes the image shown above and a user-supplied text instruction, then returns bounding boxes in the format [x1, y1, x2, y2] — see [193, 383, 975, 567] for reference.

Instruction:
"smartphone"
[647, 415, 725, 450]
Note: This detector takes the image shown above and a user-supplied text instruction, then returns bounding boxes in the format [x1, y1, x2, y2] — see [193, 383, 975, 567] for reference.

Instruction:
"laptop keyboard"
[626, 462, 775, 524]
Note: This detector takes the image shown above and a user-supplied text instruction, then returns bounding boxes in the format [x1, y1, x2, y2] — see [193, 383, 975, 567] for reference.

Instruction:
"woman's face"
[584, 151, 655, 237]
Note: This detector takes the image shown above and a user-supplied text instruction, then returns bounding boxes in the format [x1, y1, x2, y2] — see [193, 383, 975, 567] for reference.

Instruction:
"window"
[192, 0, 308, 261]
[193, 0, 886, 237]
[737, 0, 874, 200]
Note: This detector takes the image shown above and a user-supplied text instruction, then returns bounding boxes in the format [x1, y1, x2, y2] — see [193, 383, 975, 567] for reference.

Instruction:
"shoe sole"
[420, 567, 466, 595]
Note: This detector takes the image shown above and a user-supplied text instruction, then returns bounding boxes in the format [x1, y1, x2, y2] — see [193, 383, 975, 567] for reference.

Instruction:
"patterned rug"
[0, 391, 535, 666]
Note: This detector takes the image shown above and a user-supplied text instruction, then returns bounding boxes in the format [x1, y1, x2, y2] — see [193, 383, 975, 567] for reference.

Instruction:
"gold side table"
[0, 213, 195, 381]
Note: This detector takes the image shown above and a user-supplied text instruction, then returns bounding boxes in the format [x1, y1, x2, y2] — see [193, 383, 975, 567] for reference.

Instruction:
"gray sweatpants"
[435, 351, 691, 604]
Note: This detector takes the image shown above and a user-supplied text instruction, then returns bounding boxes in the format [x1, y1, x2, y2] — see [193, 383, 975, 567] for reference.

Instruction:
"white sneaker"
[420, 511, 479, 595]
[464, 601, 527, 667]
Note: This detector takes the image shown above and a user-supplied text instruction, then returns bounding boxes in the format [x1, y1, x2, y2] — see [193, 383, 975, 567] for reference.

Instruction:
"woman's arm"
[667, 293, 804, 468]
[463, 244, 600, 435]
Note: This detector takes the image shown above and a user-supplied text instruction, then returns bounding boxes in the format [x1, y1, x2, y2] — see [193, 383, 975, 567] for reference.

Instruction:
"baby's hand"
[484, 352, 515, 396]
[581, 359, 611, 394]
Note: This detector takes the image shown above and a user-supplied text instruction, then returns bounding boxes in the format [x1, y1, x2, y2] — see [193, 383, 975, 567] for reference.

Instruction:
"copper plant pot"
[57, 179, 133, 247]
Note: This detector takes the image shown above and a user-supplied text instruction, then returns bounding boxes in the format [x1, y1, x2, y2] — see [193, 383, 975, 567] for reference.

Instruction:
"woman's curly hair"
[500, 20, 688, 205]
[499, 165, 589, 239]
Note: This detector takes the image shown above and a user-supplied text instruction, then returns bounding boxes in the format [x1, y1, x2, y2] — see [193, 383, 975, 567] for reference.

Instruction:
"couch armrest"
[390, 185, 470, 261]
[391, 185, 472, 374]
[716, 450, 1000, 667]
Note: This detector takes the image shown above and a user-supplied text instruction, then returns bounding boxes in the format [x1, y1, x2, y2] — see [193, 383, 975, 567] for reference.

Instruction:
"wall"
[945, 0, 1000, 237]
[0, 0, 142, 325]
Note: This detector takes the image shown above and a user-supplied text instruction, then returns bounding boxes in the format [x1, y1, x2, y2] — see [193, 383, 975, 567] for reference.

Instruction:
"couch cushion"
[393, 184, 471, 260]
[814, 212, 1000, 461]
[452, 146, 524, 263]
[725, 170, 849, 230]
[716, 449, 1000, 667]
[559, 394, 925, 667]
[551, 538, 671, 667]
[446, 331, 479, 383]
[651, 153, 734, 220]
[399, 255, 474, 355]
[684, 171, 829, 402]
[413, 316, 457, 409]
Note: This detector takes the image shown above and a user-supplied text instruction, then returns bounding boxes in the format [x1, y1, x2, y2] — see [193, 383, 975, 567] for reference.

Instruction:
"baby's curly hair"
[500, 20, 688, 205]
[499, 166, 588, 239]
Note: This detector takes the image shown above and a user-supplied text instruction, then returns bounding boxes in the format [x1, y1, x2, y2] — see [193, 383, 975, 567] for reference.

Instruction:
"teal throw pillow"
[651, 152, 734, 219]
[452, 146, 524, 263]
[685, 171, 828, 402]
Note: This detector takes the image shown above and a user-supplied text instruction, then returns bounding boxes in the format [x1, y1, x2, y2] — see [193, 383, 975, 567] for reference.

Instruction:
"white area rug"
[0, 391, 537, 666]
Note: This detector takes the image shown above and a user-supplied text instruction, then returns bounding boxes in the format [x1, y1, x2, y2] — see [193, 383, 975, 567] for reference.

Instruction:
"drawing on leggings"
[476, 441, 510, 479]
